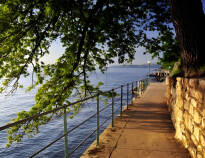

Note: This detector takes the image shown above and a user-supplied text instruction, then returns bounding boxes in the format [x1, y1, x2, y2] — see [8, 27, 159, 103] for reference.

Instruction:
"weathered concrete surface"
[81, 82, 190, 158]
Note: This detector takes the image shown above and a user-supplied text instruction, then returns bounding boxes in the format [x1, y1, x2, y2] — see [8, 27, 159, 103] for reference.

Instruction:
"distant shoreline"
[108, 64, 160, 68]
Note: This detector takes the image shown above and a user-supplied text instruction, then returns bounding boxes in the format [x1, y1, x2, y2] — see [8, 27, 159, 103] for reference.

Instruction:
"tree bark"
[169, 0, 205, 77]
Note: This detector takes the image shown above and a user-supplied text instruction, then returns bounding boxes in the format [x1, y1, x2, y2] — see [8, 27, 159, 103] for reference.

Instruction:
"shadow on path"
[122, 103, 175, 133]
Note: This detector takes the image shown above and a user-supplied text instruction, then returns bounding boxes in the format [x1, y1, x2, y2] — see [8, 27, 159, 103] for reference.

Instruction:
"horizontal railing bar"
[69, 128, 97, 155]
[0, 95, 97, 131]
[65, 101, 114, 135]
[30, 132, 65, 157]
[30, 120, 93, 157]
[63, 101, 114, 135]
[99, 102, 112, 113]
[29, 103, 114, 157]
[70, 111, 114, 155]
[98, 112, 113, 128]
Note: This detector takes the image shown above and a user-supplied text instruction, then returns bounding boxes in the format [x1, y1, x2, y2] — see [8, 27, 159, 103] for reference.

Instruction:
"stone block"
[187, 85, 190, 92]
[176, 87, 183, 97]
[193, 126, 200, 142]
[201, 109, 205, 117]
[184, 78, 189, 86]
[197, 145, 203, 153]
[203, 150, 205, 158]
[184, 113, 193, 133]
[194, 109, 202, 124]
[184, 101, 190, 111]
[184, 130, 191, 140]
[188, 118, 194, 133]
[185, 93, 190, 101]
[191, 98, 198, 108]
[200, 134, 205, 147]
[202, 117, 205, 129]
[184, 110, 189, 119]
[175, 107, 183, 121]
[176, 77, 182, 83]
[175, 121, 183, 141]
[176, 78, 183, 94]
[197, 103, 203, 110]
[188, 146, 197, 158]
[181, 123, 186, 133]
[191, 134, 199, 146]
[176, 96, 184, 109]
[189, 104, 194, 116]
[195, 91, 203, 103]
[190, 89, 203, 104]
[189, 79, 199, 89]
[199, 79, 205, 89]
[202, 150, 205, 158]
[182, 134, 189, 148]
[197, 153, 203, 158]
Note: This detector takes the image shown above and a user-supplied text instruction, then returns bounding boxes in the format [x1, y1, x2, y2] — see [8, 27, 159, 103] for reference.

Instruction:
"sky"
[42, 0, 205, 65]
[41, 41, 157, 65]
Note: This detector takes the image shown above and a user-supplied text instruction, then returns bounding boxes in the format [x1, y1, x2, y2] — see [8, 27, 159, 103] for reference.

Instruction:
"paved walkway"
[81, 82, 190, 158]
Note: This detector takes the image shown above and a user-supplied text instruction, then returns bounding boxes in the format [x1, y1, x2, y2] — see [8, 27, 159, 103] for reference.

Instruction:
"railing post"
[147, 77, 149, 86]
[131, 82, 134, 105]
[136, 81, 138, 91]
[127, 83, 129, 109]
[120, 85, 123, 117]
[112, 89, 114, 127]
[143, 80, 145, 90]
[96, 94, 100, 146]
[139, 80, 141, 91]
[64, 107, 69, 158]
[144, 79, 146, 88]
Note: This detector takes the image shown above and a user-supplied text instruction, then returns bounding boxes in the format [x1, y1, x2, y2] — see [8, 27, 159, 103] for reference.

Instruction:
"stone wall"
[166, 77, 205, 158]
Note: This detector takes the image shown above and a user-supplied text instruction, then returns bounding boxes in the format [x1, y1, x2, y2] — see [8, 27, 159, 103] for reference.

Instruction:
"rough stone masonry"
[166, 77, 205, 158]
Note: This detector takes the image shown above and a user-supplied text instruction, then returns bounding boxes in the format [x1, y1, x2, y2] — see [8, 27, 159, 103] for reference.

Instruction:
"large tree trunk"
[169, 0, 205, 77]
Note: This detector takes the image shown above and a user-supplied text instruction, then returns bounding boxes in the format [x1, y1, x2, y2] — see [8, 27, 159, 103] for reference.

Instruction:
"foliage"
[170, 60, 182, 77]
[198, 65, 205, 76]
[143, 29, 180, 70]
[0, 0, 173, 146]
[156, 34, 180, 70]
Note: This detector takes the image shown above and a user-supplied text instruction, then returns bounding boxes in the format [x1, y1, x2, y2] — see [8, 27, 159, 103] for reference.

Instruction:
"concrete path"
[81, 82, 190, 158]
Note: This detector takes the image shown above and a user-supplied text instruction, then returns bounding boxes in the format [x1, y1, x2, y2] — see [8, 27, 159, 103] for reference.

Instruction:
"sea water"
[0, 66, 157, 158]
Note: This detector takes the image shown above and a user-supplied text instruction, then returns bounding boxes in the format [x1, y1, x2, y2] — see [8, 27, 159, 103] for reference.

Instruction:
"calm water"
[0, 66, 156, 158]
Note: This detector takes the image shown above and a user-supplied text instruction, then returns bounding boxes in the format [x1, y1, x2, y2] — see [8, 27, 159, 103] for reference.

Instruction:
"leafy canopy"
[0, 0, 173, 146]
[146, 30, 180, 70]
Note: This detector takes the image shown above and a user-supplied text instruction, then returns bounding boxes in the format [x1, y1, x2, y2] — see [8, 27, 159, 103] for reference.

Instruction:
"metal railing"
[0, 78, 149, 158]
